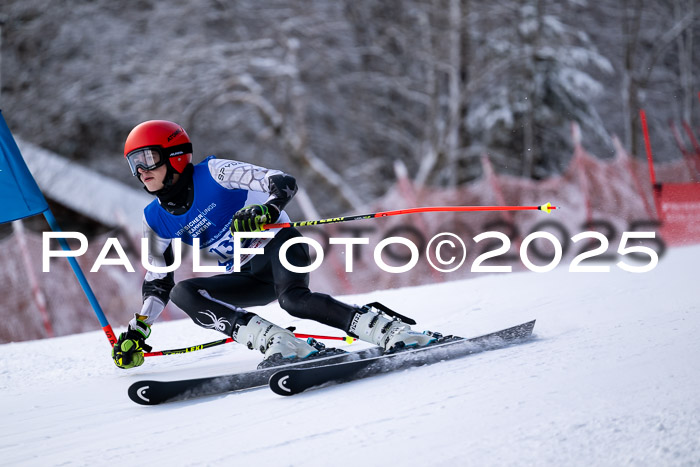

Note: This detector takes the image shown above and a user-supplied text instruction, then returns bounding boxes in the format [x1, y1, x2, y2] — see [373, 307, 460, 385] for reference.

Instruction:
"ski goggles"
[125, 143, 193, 176]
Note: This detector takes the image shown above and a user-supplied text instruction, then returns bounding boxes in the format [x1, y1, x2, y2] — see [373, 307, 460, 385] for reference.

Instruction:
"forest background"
[1, 0, 697, 215]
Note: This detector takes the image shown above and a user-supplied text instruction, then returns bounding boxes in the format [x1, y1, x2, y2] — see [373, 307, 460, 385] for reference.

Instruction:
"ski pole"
[145, 337, 232, 357]
[263, 203, 556, 230]
[144, 333, 354, 357]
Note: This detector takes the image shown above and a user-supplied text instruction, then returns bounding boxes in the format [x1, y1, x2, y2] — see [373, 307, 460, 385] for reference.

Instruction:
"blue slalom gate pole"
[0, 109, 117, 346]
[43, 210, 118, 346]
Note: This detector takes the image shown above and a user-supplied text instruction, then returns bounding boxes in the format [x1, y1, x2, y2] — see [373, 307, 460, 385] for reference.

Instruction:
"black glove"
[231, 204, 279, 233]
[112, 320, 152, 369]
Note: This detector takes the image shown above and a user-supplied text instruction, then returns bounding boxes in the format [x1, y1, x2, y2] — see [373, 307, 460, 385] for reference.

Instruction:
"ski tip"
[521, 319, 537, 337]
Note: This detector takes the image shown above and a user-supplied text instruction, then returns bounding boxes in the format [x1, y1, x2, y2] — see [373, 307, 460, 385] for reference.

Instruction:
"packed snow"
[1, 245, 698, 466]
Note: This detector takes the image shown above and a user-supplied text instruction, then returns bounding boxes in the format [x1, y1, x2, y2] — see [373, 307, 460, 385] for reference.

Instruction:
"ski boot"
[347, 302, 440, 352]
[232, 315, 325, 369]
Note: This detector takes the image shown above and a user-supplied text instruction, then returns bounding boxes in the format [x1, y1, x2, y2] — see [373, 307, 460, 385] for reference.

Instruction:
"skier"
[112, 120, 437, 369]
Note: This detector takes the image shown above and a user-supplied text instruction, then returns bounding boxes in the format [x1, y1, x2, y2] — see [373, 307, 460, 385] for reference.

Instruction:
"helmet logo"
[167, 128, 183, 142]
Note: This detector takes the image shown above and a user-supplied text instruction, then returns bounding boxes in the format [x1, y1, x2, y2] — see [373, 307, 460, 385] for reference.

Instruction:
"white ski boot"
[232, 315, 319, 367]
[347, 304, 438, 352]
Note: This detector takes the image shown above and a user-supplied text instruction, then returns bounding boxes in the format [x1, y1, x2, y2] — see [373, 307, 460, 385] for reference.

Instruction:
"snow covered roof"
[16, 138, 151, 237]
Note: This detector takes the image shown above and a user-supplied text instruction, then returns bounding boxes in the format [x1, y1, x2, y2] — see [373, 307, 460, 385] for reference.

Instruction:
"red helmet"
[124, 120, 193, 175]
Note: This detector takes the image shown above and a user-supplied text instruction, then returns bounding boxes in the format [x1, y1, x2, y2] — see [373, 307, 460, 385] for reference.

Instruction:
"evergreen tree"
[467, 0, 613, 178]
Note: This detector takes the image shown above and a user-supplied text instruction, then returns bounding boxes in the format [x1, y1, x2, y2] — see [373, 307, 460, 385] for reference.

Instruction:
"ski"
[268, 320, 536, 396]
[128, 320, 536, 404]
[127, 347, 382, 405]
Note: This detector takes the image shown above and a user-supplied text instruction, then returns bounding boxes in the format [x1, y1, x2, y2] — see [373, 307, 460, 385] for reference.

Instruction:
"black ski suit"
[135, 157, 357, 336]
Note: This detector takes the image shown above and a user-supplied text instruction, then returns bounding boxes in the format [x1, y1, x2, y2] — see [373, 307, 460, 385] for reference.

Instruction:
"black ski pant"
[169, 227, 357, 337]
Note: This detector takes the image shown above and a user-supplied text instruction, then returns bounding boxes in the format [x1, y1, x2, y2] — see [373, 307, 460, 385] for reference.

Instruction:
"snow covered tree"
[617, 0, 697, 159]
[1, 0, 696, 209]
[466, 0, 613, 179]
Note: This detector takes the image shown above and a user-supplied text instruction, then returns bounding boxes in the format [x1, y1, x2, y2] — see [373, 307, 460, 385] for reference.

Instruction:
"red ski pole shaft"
[144, 333, 353, 357]
[263, 203, 556, 230]
[294, 333, 355, 344]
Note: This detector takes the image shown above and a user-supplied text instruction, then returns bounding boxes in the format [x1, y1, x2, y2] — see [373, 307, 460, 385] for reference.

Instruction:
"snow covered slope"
[1, 245, 699, 466]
